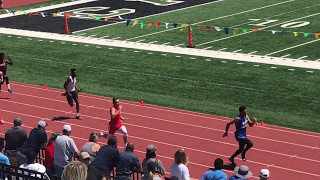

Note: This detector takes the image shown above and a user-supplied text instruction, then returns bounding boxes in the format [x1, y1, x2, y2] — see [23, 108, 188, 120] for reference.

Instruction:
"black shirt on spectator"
[19, 128, 47, 156]
[116, 150, 141, 176]
[91, 145, 119, 178]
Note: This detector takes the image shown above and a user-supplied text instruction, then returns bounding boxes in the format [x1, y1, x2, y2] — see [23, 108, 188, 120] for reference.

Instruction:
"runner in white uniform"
[64, 68, 81, 119]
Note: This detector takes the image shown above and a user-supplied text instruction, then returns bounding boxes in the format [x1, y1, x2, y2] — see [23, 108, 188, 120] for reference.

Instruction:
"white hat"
[38, 120, 48, 128]
[63, 124, 72, 132]
[259, 169, 270, 179]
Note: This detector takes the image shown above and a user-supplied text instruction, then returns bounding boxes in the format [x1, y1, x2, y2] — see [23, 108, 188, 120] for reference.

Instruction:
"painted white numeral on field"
[60, 7, 135, 19]
[125, 0, 184, 6]
[280, 21, 310, 28]
[248, 19, 279, 26]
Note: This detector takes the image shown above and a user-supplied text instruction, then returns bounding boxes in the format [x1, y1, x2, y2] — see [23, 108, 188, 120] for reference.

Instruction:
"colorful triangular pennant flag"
[303, 33, 309, 37]
[214, 26, 221, 32]
[198, 25, 202, 30]
[156, 22, 161, 28]
[281, 30, 287, 34]
[206, 26, 210, 31]
[293, 32, 298, 37]
[224, 28, 229, 34]
[104, 17, 109, 21]
[126, 19, 131, 27]
[173, 23, 178, 28]
[147, 22, 153, 27]
[242, 29, 248, 33]
[132, 20, 138, 27]
[233, 28, 238, 35]
[272, 31, 276, 34]
[315, 33, 319, 39]
[165, 23, 169, 29]
[181, 24, 186, 31]
[141, 21, 145, 29]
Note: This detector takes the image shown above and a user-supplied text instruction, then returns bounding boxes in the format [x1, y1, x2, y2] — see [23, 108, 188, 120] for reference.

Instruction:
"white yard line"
[219, 48, 227, 51]
[203, 46, 212, 50]
[125, 0, 294, 40]
[149, 41, 158, 44]
[162, 42, 171, 45]
[297, 56, 308, 60]
[248, 51, 258, 55]
[281, 54, 291, 58]
[233, 49, 242, 53]
[1, 27, 320, 70]
[266, 39, 320, 56]
[198, 12, 320, 46]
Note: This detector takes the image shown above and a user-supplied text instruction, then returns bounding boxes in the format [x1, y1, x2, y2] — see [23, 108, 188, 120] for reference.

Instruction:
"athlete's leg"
[67, 94, 74, 107]
[118, 126, 128, 149]
[229, 138, 246, 164]
[70, 91, 80, 119]
[4, 76, 12, 93]
[241, 138, 253, 161]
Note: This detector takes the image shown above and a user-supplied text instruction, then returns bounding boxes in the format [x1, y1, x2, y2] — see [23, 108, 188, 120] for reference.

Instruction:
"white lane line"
[11, 82, 320, 138]
[297, 56, 308, 60]
[271, 66, 277, 69]
[102, 35, 109, 38]
[253, 64, 260, 67]
[219, 48, 227, 51]
[281, 54, 291, 58]
[88, 34, 97, 37]
[288, 69, 295, 71]
[149, 41, 158, 44]
[306, 71, 314, 73]
[203, 46, 212, 50]
[233, 49, 242, 53]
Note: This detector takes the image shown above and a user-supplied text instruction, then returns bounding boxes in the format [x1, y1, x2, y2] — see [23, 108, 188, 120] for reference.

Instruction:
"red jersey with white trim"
[0, 59, 8, 75]
[109, 106, 123, 129]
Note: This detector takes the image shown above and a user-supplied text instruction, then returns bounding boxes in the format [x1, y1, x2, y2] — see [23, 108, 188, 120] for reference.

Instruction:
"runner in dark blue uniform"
[223, 106, 257, 164]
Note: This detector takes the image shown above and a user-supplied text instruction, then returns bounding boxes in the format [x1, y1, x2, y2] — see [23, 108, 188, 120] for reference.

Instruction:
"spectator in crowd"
[0, 0, 3, 9]
[116, 142, 142, 179]
[17, 120, 48, 166]
[61, 161, 87, 180]
[81, 132, 101, 163]
[79, 152, 100, 180]
[0, 52, 14, 93]
[147, 162, 163, 180]
[259, 169, 269, 180]
[0, 137, 10, 165]
[142, 144, 166, 180]
[91, 136, 119, 179]
[229, 165, 252, 180]
[44, 132, 60, 177]
[4, 117, 27, 167]
[170, 149, 189, 180]
[19, 151, 46, 178]
[201, 158, 227, 180]
[54, 124, 79, 178]
[0, 138, 10, 180]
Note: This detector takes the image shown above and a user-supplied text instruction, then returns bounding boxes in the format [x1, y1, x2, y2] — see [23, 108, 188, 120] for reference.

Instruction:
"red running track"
[0, 82, 320, 179]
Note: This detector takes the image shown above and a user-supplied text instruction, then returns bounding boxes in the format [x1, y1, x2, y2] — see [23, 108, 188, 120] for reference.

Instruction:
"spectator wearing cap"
[201, 158, 227, 180]
[81, 132, 101, 163]
[17, 120, 48, 166]
[116, 142, 142, 179]
[142, 144, 166, 180]
[229, 165, 252, 180]
[4, 117, 27, 167]
[54, 124, 79, 178]
[79, 152, 100, 180]
[44, 132, 60, 178]
[259, 169, 269, 180]
[91, 136, 119, 179]
[170, 149, 189, 180]
[19, 151, 46, 178]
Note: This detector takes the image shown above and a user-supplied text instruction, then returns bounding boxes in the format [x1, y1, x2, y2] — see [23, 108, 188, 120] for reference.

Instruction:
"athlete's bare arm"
[223, 117, 240, 137]
[246, 115, 257, 127]
[6, 55, 13, 65]
[64, 77, 72, 96]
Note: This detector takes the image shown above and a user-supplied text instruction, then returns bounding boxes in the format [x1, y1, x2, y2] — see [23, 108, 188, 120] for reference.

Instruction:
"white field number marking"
[248, 19, 310, 28]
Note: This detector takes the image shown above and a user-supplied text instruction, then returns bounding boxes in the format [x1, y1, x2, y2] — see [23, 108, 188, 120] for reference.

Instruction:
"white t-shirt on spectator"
[54, 134, 78, 167]
[19, 163, 46, 178]
[170, 163, 190, 180]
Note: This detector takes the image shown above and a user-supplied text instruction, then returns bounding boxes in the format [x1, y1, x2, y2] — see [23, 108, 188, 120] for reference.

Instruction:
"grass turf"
[1, 34, 319, 132]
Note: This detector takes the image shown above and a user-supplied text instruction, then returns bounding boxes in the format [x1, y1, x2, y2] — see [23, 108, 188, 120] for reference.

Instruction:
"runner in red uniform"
[0, 53, 13, 93]
[100, 97, 128, 149]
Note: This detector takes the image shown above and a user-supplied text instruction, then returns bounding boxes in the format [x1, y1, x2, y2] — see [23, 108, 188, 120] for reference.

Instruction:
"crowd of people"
[0, 116, 270, 180]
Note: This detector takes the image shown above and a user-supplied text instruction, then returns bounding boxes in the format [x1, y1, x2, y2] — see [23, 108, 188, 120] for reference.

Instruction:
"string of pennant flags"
[1, 8, 319, 39]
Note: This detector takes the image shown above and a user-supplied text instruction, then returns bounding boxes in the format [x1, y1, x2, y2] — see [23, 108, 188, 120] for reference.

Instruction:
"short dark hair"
[108, 136, 118, 147]
[126, 142, 134, 152]
[112, 97, 118, 104]
[146, 151, 156, 159]
[239, 106, 246, 112]
[71, 68, 76, 73]
[214, 158, 224, 170]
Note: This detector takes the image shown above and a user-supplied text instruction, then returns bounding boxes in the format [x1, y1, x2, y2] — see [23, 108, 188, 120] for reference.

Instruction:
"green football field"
[1, 0, 320, 132]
